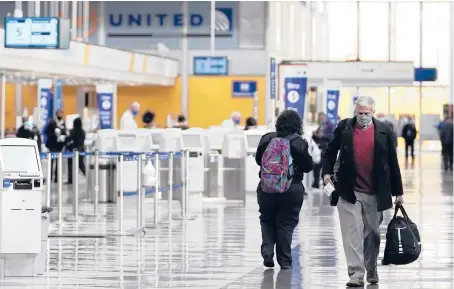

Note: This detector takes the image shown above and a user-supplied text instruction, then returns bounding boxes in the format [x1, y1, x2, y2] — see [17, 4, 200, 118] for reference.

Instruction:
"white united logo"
[102, 100, 111, 110]
[287, 90, 300, 104]
[214, 9, 231, 32]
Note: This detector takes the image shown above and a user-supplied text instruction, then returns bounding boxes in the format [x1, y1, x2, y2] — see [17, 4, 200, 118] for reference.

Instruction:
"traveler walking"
[322, 96, 404, 287]
[440, 117, 453, 171]
[401, 117, 417, 159]
[255, 110, 314, 269]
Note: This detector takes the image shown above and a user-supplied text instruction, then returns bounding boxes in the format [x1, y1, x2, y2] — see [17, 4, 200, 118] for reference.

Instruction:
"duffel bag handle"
[393, 203, 411, 222]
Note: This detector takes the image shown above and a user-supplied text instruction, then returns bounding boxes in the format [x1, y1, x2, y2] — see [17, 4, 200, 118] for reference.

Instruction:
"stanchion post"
[94, 150, 99, 215]
[184, 150, 190, 217]
[72, 150, 79, 220]
[57, 152, 63, 225]
[136, 154, 143, 230]
[168, 152, 174, 224]
[180, 151, 187, 218]
[46, 152, 51, 208]
[153, 153, 160, 226]
[85, 148, 91, 198]
[118, 154, 124, 234]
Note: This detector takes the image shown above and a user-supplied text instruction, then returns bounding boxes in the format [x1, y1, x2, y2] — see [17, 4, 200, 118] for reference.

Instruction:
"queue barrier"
[39, 150, 190, 236]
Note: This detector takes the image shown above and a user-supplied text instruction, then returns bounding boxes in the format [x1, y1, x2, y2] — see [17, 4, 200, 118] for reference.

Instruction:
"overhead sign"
[193, 56, 228, 75]
[4, 17, 59, 49]
[232, 81, 257, 98]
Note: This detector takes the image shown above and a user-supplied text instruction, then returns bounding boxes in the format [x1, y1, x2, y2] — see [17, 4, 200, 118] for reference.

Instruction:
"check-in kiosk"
[0, 138, 46, 277]
[149, 128, 164, 151]
[92, 129, 117, 202]
[157, 129, 184, 205]
[181, 128, 206, 213]
[204, 126, 228, 200]
[222, 131, 247, 203]
[116, 130, 143, 195]
[244, 129, 265, 192]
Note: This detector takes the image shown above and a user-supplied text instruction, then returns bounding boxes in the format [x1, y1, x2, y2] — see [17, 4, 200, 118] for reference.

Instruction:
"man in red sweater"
[322, 96, 404, 287]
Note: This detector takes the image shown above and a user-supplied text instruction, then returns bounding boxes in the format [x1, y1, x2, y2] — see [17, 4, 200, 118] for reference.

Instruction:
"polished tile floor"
[0, 152, 452, 288]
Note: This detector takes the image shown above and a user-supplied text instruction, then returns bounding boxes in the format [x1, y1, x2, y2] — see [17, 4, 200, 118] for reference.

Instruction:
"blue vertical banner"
[326, 89, 340, 127]
[284, 77, 307, 120]
[54, 79, 63, 113]
[39, 88, 53, 143]
[270, 57, 276, 100]
[97, 92, 113, 129]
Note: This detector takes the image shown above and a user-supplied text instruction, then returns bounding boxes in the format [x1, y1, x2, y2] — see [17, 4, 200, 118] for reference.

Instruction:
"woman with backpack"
[255, 110, 314, 269]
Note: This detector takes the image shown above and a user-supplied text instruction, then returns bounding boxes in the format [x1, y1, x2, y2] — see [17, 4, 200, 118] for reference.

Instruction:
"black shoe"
[312, 183, 320, 189]
[263, 253, 274, 268]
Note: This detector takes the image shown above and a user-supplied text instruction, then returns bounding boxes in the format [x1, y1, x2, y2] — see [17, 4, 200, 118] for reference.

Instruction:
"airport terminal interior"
[0, 1, 453, 288]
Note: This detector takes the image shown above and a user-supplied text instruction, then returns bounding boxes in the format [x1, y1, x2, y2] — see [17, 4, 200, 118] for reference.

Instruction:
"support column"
[71, 1, 77, 40]
[210, 1, 216, 56]
[98, 1, 106, 45]
[15, 83, 22, 121]
[181, 1, 189, 117]
[449, 1, 454, 105]
[1, 76, 6, 139]
[305, 3, 313, 61]
[82, 1, 89, 42]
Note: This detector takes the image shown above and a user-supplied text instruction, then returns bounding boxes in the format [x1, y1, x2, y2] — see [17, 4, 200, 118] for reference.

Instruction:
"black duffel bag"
[382, 204, 421, 265]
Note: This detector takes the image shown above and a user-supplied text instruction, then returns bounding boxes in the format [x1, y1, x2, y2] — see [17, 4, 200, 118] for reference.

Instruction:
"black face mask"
[57, 116, 62, 121]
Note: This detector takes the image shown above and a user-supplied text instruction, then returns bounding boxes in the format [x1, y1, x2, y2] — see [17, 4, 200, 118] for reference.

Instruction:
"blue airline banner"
[40, 88, 53, 143]
[326, 89, 340, 127]
[284, 77, 307, 119]
[54, 80, 63, 113]
[97, 92, 114, 129]
[232, 81, 257, 98]
[270, 57, 276, 100]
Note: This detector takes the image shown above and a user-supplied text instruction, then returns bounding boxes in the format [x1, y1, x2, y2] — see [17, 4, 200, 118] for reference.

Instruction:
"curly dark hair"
[275, 109, 303, 136]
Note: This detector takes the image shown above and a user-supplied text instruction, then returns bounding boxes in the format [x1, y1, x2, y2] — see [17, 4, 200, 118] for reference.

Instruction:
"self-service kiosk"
[222, 131, 247, 203]
[149, 128, 164, 151]
[204, 127, 228, 200]
[0, 138, 47, 277]
[157, 129, 184, 207]
[244, 129, 265, 192]
[92, 129, 118, 203]
[181, 128, 206, 213]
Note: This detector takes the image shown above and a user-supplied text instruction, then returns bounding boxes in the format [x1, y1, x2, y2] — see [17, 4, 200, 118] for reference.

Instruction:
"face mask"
[57, 116, 62, 121]
[357, 114, 372, 127]
[132, 110, 138, 117]
[233, 119, 241, 125]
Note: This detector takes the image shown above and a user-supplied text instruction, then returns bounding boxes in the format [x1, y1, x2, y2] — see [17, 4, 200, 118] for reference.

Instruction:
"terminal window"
[0, 145, 39, 173]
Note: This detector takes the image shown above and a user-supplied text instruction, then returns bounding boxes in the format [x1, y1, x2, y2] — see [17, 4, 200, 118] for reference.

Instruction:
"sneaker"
[263, 253, 274, 268]
[346, 278, 364, 287]
[367, 271, 379, 284]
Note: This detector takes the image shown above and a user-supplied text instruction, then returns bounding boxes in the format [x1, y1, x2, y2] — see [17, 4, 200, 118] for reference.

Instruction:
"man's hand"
[395, 195, 404, 205]
[323, 174, 332, 185]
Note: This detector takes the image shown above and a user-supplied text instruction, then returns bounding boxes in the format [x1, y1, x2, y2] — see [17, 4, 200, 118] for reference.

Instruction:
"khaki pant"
[337, 191, 383, 279]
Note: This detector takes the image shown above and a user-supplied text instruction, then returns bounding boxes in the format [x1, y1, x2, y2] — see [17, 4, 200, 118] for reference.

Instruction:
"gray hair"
[355, 96, 375, 110]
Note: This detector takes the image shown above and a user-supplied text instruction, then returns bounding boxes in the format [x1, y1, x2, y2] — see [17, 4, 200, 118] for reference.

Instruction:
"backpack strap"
[285, 133, 299, 142]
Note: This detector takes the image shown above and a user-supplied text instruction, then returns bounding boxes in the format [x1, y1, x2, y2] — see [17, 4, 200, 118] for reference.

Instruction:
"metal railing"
[39, 149, 192, 236]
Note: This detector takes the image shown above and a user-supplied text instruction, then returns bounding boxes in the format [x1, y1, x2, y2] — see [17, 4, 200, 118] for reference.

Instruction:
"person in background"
[244, 117, 257, 130]
[255, 110, 314, 270]
[311, 126, 330, 188]
[174, 115, 189, 130]
[142, 111, 156, 128]
[45, 110, 67, 182]
[16, 117, 42, 151]
[317, 112, 335, 138]
[376, 113, 398, 147]
[221, 111, 242, 130]
[440, 117, 453, 171]
[322, 96, 403, 287]
[65, 118, 86, 184]
[401, 116, 417, 160]
[120, 101, 140, 129]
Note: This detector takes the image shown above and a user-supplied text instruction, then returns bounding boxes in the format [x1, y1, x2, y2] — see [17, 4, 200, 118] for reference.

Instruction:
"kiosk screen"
[0, 145, 39, 172]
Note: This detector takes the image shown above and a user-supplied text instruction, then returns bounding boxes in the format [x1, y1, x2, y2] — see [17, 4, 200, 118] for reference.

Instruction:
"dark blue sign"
[97, 93, 113, 129]
[40, 88, 53, 143]
[326, 90, 340, 128]
[414, 67, 437, 82]
[54, 80, 63, 113]
[270, 58, 276, 100]
[109, 8, 233, 32]
[284, 77, 307, 120]
[194, 56, 228, 75]
[232, 81, 257, 98]
[4, 17, 59, 49]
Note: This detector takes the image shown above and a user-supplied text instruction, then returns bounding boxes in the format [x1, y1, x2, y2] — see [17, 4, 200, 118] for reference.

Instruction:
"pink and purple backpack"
[260, 134, 298, 193]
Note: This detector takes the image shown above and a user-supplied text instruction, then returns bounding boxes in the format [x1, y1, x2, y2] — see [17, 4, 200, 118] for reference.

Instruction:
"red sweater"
[353, 123, 375, 193]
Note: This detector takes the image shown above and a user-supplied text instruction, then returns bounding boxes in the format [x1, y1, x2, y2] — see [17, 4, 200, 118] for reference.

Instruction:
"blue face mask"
[131, 110, 138, 117]
[234, 119, 241, 125]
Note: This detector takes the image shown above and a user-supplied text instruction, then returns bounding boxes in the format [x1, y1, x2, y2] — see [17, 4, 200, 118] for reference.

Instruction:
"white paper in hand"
[323, 183, 335, 197]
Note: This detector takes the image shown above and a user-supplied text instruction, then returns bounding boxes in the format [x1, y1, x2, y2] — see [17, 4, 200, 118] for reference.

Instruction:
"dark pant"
[405, 140, 414, 158]
[442, 143, 453, 170]
[257, 183, 304, 267]
[67, 156, 86, 183]
[50, 158, 59, 182]
[312, 163, 321, 187]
